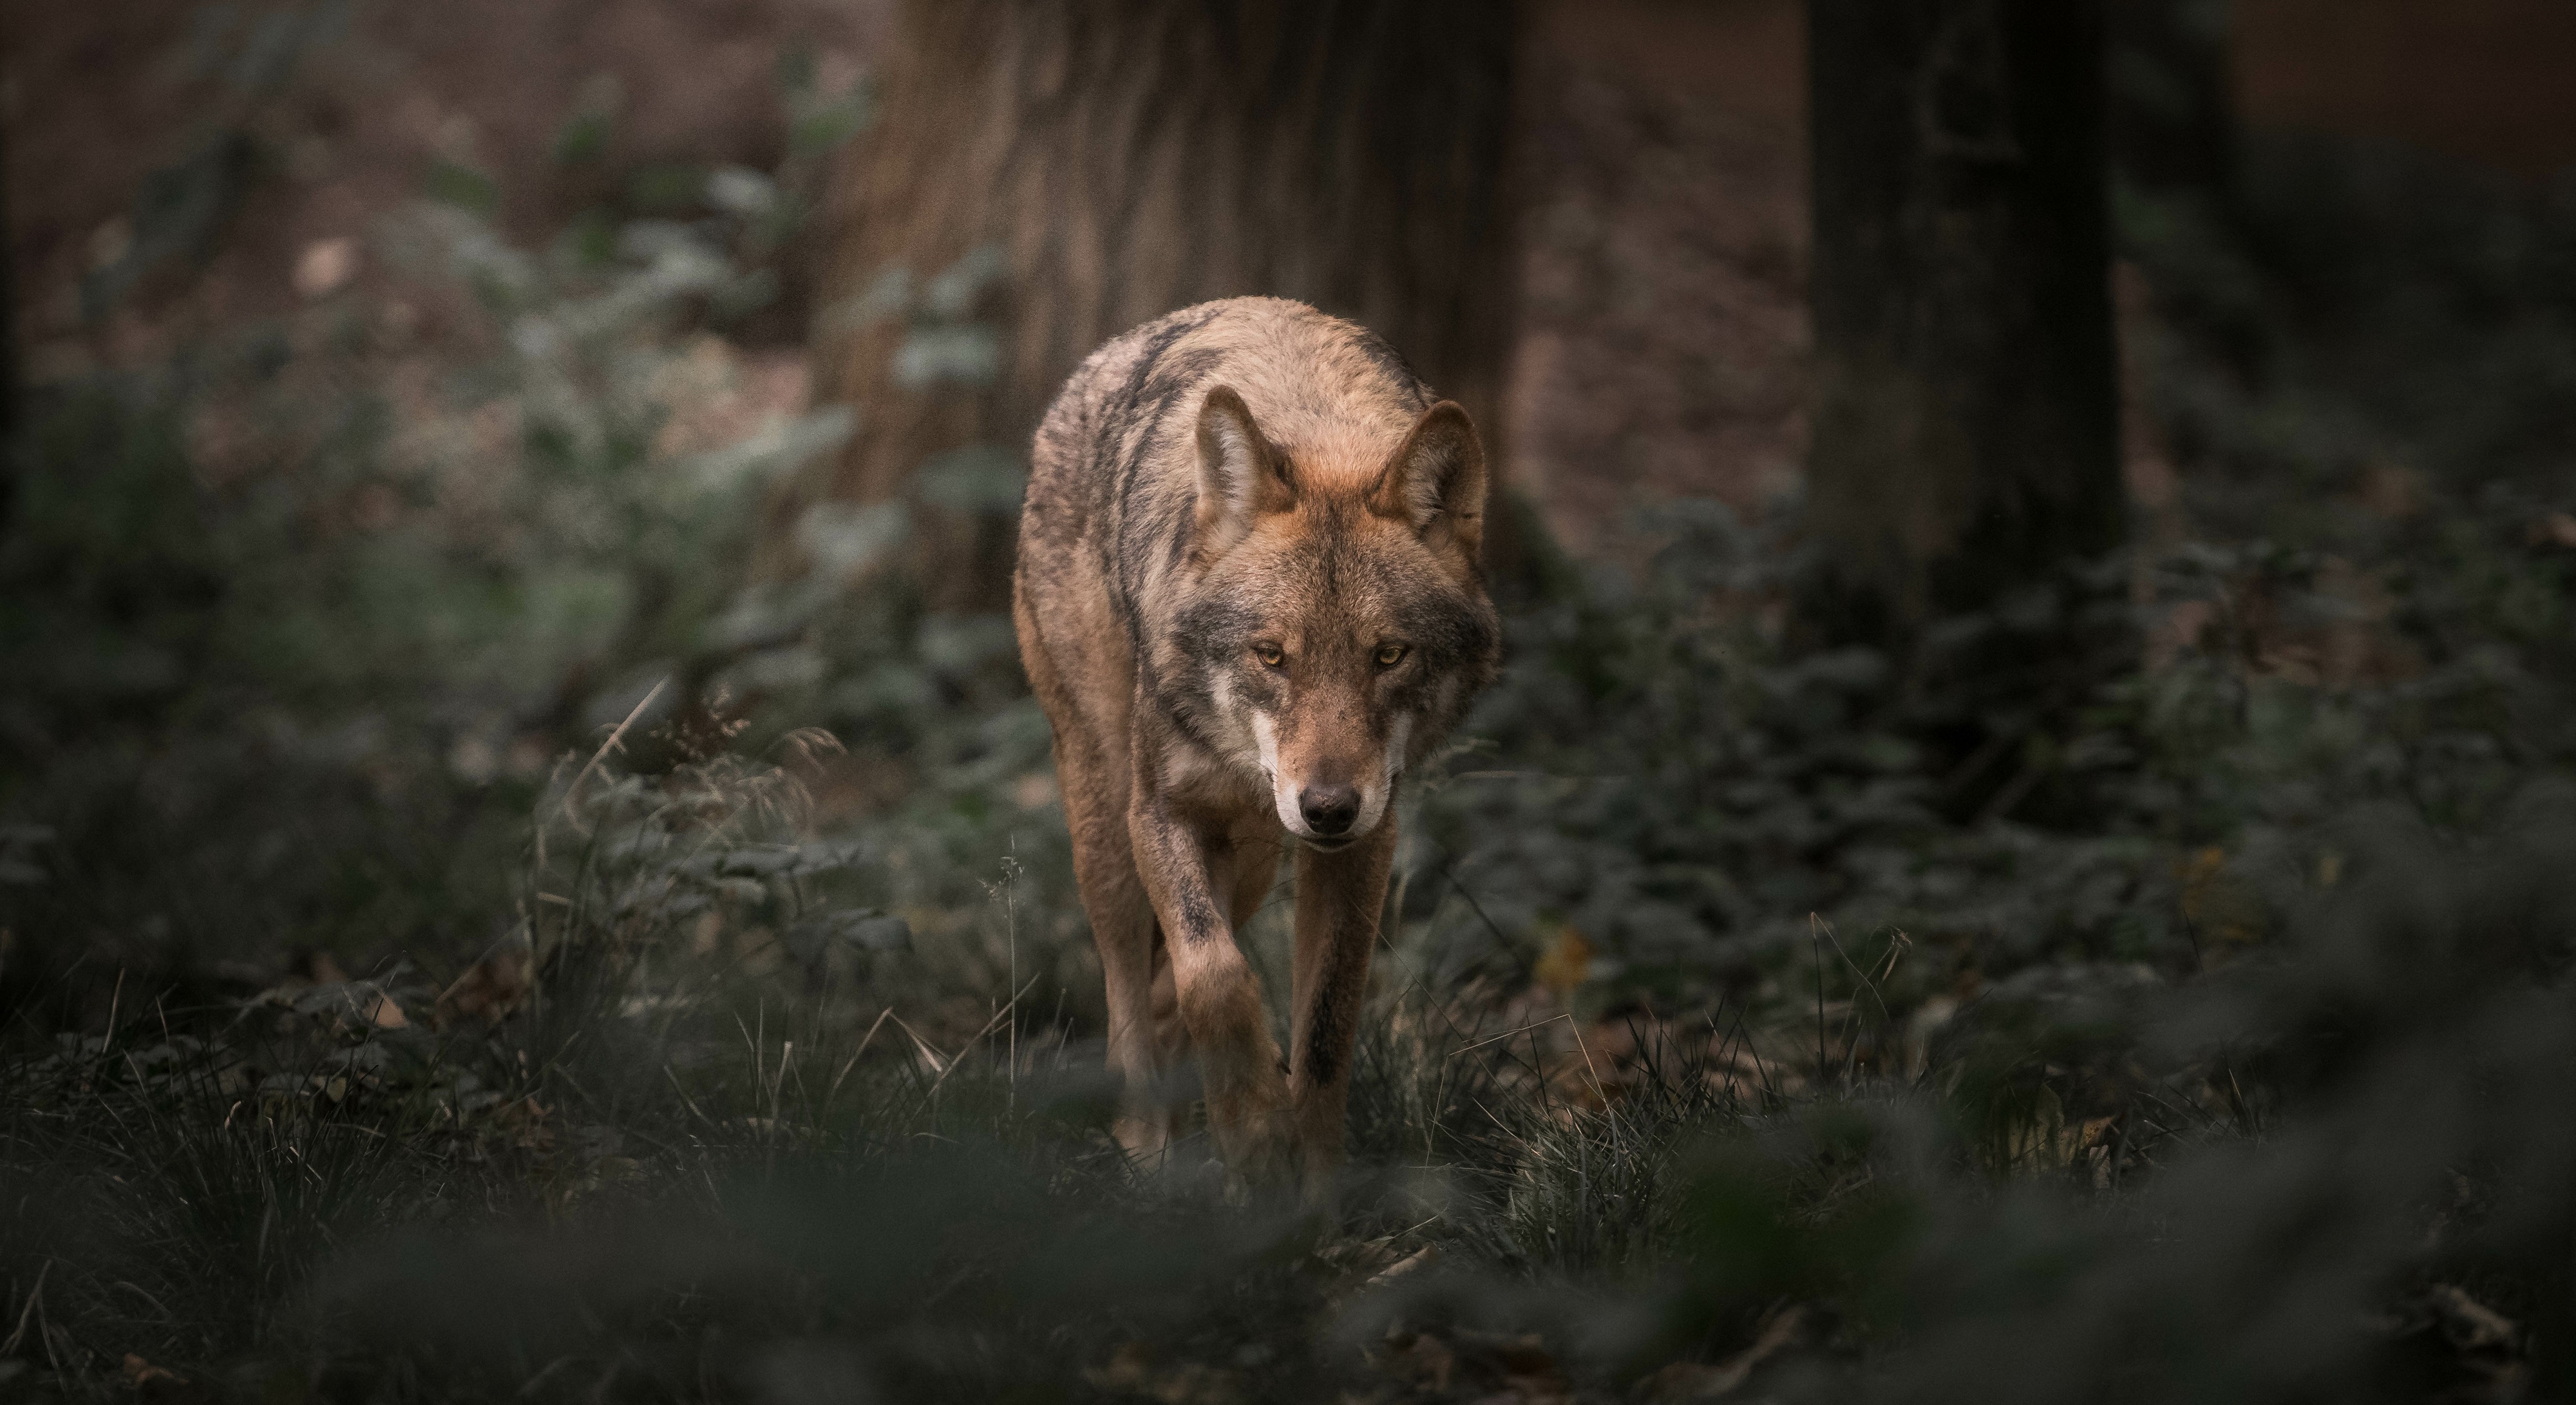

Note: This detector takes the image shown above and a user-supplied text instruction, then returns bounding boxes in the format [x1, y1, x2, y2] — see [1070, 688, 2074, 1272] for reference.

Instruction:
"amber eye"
[1376, 644, 1408, 668]
[1254, 643, 1285, 668]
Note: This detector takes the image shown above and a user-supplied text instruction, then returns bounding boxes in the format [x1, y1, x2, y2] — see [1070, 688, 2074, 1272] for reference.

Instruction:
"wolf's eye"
[1376, 644, 1408, 668]
[1254, 643, 1285, 668]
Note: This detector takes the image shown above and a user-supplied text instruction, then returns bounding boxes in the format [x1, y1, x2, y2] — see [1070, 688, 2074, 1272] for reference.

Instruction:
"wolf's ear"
[1193, 386, 1295, 561]
[1369, 401, 1486, 565]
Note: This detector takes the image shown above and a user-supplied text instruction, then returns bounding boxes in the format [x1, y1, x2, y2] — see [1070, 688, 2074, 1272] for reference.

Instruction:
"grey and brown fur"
[1014, 297, 1501, 1192]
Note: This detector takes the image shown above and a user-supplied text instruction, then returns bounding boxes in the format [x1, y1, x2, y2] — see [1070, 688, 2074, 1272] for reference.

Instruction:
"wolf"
[1014, 297, 1502, 1192]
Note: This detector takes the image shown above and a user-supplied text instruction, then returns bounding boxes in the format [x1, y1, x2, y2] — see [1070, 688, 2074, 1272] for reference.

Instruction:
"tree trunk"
[2107, 0, 2265, 374]
[788, 0, 1524, 612]
[1801, 0, 2123, 648]
[0, 102, 17, 540]
[2107, 0, 2236, 198]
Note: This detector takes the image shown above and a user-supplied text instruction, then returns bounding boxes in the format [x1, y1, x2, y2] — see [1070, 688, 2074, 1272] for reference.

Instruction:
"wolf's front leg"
[1286, 824, 1397, 1200]
[1127, 789, 1291, 1182]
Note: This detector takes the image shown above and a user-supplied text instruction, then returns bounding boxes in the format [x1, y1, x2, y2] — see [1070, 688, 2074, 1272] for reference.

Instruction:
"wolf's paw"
[1111, 1109, 1176, 1172]
[1206, 1085, 1296, 1191]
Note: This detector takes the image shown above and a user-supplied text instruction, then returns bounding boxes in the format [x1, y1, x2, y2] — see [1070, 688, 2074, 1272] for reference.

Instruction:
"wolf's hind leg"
[1051, 735, 1168, 1167]
[1086, 875, 1170, 1165]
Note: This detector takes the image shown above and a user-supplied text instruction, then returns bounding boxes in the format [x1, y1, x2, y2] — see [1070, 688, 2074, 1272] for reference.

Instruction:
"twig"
[102, 968, 126, 1059]
[1809, 914, 1831, 1092]
[823, 1008, 896, 1112]
[110, 1280, 173, 1321]
[1, 1258, 50, 1355]
[553, 678, 667, 828]
[1815, 916, 1900, 1080]
[924, 974, 1044, 1101]
[663, 1066, 714, 1127]
[1722, 1003, 1783, 1105]
[1439, 865, 1517, 954]
[1446, 1012, 1576, 1059]
[886, 1012, 949, 1075]
[1566, 1016, 1608, 1107]
[773, 1039, 794, 1127]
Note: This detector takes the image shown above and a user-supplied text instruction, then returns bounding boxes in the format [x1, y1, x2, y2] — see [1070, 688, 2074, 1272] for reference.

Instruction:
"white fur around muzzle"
[1250, 710, 1406, 844]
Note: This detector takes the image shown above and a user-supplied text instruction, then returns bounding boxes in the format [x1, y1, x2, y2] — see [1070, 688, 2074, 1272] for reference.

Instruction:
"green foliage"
[424, 158, 500, 216]
[0, 86, 882, 988]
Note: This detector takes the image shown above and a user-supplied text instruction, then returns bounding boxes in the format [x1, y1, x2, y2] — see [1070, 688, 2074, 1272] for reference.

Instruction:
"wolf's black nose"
[1299, 784, 1359, 836]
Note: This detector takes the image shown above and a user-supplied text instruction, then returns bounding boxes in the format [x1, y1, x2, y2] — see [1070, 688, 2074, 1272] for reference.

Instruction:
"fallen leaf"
[1995, 1084, 2070, 1172]
[2177, 847, 2264, 949]
[437, 944, 534, 1026]
[121, 1353, 196, 1400]
[488, 1095, 554, 1153]
[1365, 1245, 1439, 1290]
[1084, 1341, 1154, 1392]
[1374, 1328, 1567, 1402]
[1372, 1332, 1456, 1394]
[1642, 1305, 1806, 1401]
[1533, 927, 1594, 997]
[1083, 1343, 1243, 1405]
[1449, 1329, 1569, 1402]
[122, 1355, 179, 1385]
[365, 990, 409, 1029]
[2429, 1284, 2517, 1355]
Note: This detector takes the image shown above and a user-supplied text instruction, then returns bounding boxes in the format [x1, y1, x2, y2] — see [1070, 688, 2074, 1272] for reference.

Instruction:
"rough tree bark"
[788, 0, 1524, 612]
[1801, 0, 2123, 648]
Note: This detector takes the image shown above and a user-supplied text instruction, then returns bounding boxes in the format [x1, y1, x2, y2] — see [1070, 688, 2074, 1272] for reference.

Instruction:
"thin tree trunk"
[2107, 0, 2265, 374]
[784, 0, 1525, 612]
[1801, 0, 2123, 648]
[2107, 0, 2236, 198]
[0, 99, 17, 540]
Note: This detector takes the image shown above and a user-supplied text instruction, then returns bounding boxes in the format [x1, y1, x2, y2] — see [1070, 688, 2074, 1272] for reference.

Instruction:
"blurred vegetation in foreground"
[3, 96, 2575, 1402]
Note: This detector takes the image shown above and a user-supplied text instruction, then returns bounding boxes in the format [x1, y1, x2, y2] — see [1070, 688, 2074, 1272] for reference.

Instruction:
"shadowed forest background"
[4, 1, 2576, 1400]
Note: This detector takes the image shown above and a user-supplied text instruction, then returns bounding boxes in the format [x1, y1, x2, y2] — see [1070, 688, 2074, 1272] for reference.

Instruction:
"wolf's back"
[1019, 297, 1435, 650]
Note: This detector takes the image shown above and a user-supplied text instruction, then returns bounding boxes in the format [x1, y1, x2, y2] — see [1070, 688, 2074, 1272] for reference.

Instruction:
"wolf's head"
[1172, 386, 1502, 849]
